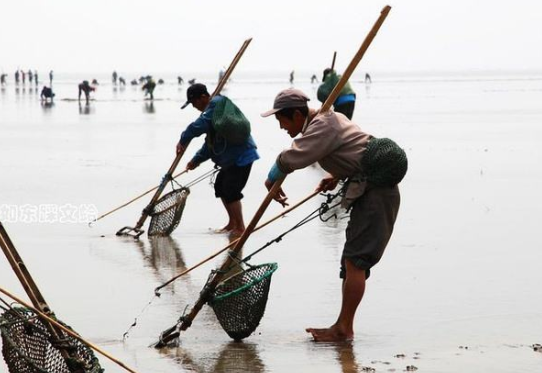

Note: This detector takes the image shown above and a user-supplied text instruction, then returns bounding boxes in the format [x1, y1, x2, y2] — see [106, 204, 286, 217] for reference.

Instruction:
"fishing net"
[209, 263, 278, 341]
[0, 307, 103, 373]
[362, 137, 408, 187]
[212, 96, 251, 145]
[148, 187, 190, 237]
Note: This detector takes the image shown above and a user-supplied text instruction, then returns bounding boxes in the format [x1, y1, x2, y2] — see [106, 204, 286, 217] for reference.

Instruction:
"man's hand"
[265, 179, 289, 207]
[316, 175, 339, 192]
[185, 160, 199, 171]
[176, 142, 186, 155]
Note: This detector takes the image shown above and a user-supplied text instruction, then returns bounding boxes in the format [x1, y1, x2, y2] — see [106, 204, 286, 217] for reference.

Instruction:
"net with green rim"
[148, 187, 190, 237]
[0, 307, 103, 373]
[209, 263, 278, 341]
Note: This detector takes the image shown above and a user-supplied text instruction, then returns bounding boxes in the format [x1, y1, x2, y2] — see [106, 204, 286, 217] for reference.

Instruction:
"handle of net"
[154, 176, 286, 348]
[321, 5, 391, 113]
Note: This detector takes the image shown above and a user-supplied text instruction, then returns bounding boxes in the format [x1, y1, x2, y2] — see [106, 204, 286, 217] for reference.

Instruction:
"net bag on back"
[209, 263, 277, 341]
[0, 307, 103, 373]
[148, 187, 190, 237]
[362, 137, 408, 187]
[212, 96, 251, 145]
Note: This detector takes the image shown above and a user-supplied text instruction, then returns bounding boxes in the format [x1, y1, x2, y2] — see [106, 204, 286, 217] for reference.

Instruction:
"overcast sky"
[1, 0, 541, 75]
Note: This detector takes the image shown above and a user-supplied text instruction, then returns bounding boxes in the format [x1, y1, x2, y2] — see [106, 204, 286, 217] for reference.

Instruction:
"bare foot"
[211, 226, 232, 234]
[306, 325, 353, 342]
[228, 229, 244, 240]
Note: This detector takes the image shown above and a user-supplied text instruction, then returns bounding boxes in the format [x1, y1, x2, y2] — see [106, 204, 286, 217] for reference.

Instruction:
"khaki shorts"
[340, 185, 400, 279]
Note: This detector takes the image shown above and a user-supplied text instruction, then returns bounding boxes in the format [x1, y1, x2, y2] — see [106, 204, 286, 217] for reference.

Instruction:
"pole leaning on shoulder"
[116, 38, 253, 239]
[321, 5, 391, 113]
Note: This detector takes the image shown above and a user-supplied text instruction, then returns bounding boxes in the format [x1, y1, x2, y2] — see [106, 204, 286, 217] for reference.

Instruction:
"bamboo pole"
[117, 38, 253, 238]
[0, 286, 144, 373]
[154, 177, 286, 347]
[0, 223, 75, 366]
[154, 189, 320, 293]
[321, 5, 391, 113]
[90, 169, 189, 225]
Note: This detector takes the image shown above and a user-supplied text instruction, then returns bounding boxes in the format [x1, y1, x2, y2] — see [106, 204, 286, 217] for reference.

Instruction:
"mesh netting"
[0, 307, 103, 373]
[209, 263, 277, 341]
[148, 187, 190, 237]
[362, 137, 408, 187]
[212, 96, 251, 145]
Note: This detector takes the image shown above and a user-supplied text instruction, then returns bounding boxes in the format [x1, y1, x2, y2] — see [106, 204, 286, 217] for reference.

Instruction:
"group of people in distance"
[176, 67, 404, 343]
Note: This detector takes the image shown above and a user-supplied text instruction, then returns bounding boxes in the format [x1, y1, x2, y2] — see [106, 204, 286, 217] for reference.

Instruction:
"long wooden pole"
[0, 286, 144, 373]
[0, 223, 75, 367]
[116, 38, 253, 238]
[90, 169, 189, 225]
[154, 177, 286, 347]
[321, 6, 391, 113]
[154, 189, 320, 293]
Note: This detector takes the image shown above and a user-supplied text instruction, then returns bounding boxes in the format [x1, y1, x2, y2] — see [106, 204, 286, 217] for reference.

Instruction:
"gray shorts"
[340, 185, 400, 279]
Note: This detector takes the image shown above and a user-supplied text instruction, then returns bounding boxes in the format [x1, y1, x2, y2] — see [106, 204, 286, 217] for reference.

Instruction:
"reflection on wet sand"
[144, 101, 155, 114]
[165, 342, 266, 373]
[335, 343, 361, 373]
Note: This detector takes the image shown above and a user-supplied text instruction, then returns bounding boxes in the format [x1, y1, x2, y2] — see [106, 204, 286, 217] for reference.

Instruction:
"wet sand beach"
[1, 72, 541, 372]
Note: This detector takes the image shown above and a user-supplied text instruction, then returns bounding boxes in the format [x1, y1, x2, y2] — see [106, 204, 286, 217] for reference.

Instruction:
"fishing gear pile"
[209, 262, 277, 341]
[0, 306, 103, 373]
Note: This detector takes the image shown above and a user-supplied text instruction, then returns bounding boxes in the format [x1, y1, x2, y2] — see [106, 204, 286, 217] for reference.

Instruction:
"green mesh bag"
[209, 263, 277, 341]
[317, 70, 355, 104]
[362, 138, 408, 187]
[0, 307, 103, 373]
[212, 96, 251, 145]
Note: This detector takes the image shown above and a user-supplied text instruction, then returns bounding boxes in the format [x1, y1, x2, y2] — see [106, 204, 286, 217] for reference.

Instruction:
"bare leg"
[306, 259, 366, 342]
[224, 200, 245, 238]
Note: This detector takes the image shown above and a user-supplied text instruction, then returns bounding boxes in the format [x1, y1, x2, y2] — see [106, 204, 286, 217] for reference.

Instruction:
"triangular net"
[148, 187, 190, 237]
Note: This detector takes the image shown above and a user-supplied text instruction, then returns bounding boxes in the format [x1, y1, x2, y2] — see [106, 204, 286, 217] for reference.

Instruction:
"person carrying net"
[261, 88, 406, 342]
[176, 83, 259, 238]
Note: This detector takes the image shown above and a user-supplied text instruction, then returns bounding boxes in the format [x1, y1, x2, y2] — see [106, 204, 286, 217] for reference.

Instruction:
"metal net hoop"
[0, 307, 103, 373]
[148, 187, 190, 237]
[209, 263, 278, 341]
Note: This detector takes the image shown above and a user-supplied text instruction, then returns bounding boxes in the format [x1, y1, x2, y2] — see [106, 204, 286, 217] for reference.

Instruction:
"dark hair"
[276, 106, 308, 119]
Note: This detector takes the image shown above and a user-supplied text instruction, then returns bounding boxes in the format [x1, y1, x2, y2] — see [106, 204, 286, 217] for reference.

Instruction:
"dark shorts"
[334, 101, 355, 120]
[340, 185, 400, 279]
[214, 163, 253, 203]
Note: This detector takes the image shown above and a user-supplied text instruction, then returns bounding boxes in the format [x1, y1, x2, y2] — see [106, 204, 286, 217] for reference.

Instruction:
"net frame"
[209, 263, 278, 341]
[148, 187, 190, 237]
[0, 307, 103, 373]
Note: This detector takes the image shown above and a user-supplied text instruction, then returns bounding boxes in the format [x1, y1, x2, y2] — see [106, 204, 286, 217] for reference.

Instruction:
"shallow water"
[1, 72, 542, 372]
